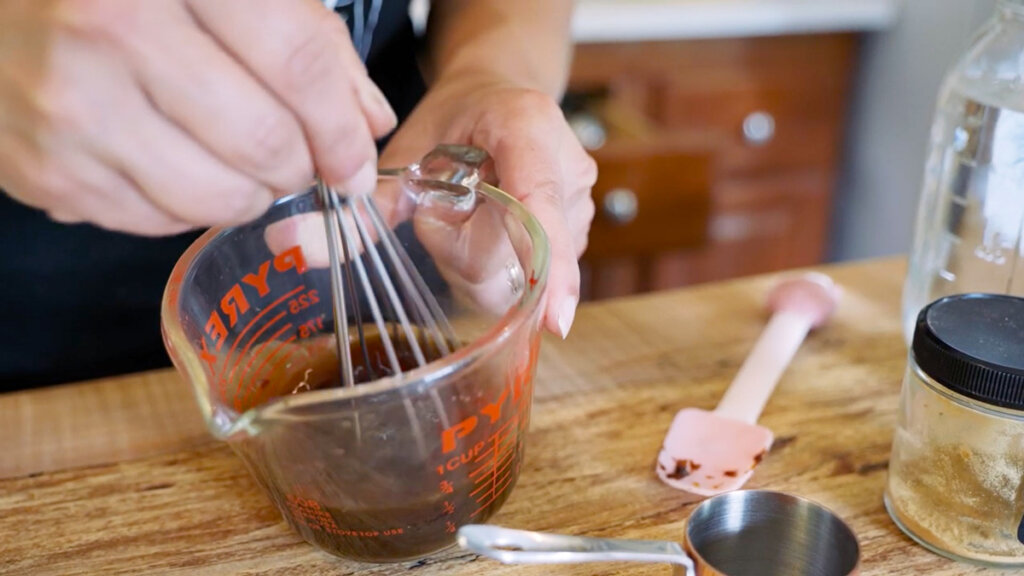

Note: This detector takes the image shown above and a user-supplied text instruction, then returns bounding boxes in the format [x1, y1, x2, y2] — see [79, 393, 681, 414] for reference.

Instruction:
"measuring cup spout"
[208, 404, 259, 440]
[457, 525, 696, 575]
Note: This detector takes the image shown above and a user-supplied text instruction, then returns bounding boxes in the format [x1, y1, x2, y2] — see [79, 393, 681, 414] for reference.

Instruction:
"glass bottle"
[903, 0, 1024, 343]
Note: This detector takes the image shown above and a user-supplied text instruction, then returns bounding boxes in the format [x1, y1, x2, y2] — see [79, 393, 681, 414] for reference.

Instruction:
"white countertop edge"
[570, 0, 901, 43]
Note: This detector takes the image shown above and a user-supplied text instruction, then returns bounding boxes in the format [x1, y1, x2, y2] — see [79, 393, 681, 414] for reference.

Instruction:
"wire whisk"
[315, 178, 459, 387]
[314, 145, 489, 452]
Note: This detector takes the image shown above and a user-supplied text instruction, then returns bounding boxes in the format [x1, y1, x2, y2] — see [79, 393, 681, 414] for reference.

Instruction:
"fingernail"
[342, 159, 378, 197]
[558, 296, 578, 340]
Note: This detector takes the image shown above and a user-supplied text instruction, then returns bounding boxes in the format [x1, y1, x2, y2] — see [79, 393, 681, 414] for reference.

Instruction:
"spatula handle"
[714, 310, 813, 425]
[457, 525, 695, 575]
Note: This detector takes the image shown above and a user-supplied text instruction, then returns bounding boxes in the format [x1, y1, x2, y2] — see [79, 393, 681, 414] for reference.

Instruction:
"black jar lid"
[913, 293, 1024, 410]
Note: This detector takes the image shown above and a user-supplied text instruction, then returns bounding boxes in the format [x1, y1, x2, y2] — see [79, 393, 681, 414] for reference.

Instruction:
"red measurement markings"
[225, 311, 288, 401]
[226, 317, 292, 411]
[297, 315, 326, 338]
[215, 285, 305, 383]
[468, 415, 521, 517]
[233, 326, 297, 411]
[286, 495, 343, 535]
[238, 339, 304, 410]
[469, 449, 517, 497]
[436, 469, 459, 534]
[468, 416, 518, 479]
[244, 334, 297, 393]
[227, 310, 287, 383]
[234, 332, 294, 407]
[286, 494, 405, 538]
[273, 341, 303, 377]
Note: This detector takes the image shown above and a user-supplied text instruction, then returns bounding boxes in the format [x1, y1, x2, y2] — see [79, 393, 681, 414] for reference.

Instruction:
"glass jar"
[886, 293, 1024, 567]
[902, 0, 1024, 344]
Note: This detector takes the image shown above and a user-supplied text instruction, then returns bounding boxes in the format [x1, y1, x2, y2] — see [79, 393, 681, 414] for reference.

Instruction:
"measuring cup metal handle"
[457, 525, 696, 576]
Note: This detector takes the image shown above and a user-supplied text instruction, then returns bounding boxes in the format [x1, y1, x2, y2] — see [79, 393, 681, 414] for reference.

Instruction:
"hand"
[0, 0, 395, 235]
[380, 75, 597, 338]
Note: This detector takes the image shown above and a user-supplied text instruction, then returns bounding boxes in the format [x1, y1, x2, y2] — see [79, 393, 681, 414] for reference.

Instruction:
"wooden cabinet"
[565, 34, 857, 300]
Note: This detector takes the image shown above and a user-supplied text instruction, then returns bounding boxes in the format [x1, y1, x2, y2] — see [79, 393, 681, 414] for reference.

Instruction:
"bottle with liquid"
[903, 0, 1024, 343]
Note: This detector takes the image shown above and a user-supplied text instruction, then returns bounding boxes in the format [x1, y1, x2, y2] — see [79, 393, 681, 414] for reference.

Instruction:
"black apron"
[0, 0, 424, 389]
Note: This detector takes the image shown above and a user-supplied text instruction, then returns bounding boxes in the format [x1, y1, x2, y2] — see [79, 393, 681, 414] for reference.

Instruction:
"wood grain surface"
[0, 257, 1000, 575]
[0, 370, 209, 480]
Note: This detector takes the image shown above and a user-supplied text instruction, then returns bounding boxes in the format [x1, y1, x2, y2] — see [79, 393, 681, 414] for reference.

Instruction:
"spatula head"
[656, 408, 774, 496]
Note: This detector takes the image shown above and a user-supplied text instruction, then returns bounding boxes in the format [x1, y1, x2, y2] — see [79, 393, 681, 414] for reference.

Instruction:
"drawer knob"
[568, 112, 607, 151]
[742, 111, 775, 146]
[603, 188, 638, 224]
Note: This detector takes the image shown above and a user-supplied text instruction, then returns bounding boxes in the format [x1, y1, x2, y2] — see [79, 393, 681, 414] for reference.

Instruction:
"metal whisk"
[315, 178, 458, 389]
[314, 178, 452, 455]
[313, 145, 487, 392]
[311, 0, 461, 391]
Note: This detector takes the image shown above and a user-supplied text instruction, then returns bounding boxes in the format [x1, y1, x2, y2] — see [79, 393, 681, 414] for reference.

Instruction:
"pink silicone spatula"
[656, 272, 841, 497]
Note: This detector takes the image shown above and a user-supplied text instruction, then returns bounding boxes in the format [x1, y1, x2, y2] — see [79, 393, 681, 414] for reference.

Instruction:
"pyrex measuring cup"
[161, 146, 550, 562]
[459, 490, 861, 576]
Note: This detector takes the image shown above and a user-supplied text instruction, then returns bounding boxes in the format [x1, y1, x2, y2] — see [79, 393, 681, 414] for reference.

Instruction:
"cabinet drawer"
[568, 34, 856, 298]
[651, 171, 833, 287]
[570, 34, 855, 179]
[584, 145, 712, 260]
[661, 83, 845, 177]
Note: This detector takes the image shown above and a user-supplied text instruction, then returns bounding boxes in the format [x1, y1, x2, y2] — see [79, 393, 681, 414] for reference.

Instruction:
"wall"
[830, 0, 997, 261]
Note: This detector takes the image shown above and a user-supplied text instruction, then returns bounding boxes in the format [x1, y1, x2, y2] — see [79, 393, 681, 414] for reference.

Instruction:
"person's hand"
[380, 74, 597, 338]
[0, 0, 395, 235]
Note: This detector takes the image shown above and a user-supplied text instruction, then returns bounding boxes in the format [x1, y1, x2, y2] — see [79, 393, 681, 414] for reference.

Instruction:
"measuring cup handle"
[457, 525, 695, 576]
[418, 144, 492, 188]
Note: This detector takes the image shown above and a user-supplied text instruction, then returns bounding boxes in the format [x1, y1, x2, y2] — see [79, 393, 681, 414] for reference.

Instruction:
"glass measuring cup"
[160, 146, 550, 562]
[459, 490, 861, 576]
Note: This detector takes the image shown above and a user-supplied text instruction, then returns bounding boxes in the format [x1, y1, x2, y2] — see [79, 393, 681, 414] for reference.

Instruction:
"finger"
[332, 29, 398, 139]
[100, 84, 275, 226]
[568, 190, 596, 257]
[415, 194, 509, 285]
[0, 134, 50, 213]
[187, 0, 395, 195]
[263, 176, 422, 267]
[66, 155, 196, 236]
[574, 149, 599, 190]
[379, 122, 438, 172]
[414, 205, 518, 316]
[479, 132, 581, 339]
[122, 2, 312, 195]
[264, 195, 381, 267]
[19, 33, 275, 228]
[562, 141, 598, 254]
[0, 131, 193, 235]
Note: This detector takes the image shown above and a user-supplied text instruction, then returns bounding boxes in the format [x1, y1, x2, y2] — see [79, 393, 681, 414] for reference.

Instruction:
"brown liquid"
[281, 481, 519, 562]
[295, 328, 444, 392]
[234, 328, 527, 562]
[231, 328, 446, 413]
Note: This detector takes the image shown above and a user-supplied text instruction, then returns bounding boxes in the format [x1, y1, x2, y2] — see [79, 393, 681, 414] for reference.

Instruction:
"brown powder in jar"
[887, 427, 1024, 562]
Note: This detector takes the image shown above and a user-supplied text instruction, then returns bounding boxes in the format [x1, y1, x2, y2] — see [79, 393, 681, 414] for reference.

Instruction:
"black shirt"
[0, 0, 423, 389]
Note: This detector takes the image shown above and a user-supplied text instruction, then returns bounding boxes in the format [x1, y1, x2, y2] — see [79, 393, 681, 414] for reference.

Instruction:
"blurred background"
[425, 0, 999, 301]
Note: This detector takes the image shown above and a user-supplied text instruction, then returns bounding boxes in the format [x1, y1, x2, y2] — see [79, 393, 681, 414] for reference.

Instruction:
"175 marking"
[298, 316, 325, 338]
[288, 288, 323, 338]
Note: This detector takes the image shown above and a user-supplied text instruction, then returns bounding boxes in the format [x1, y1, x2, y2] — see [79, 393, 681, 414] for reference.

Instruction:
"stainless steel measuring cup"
[458, 490, 860, 575]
